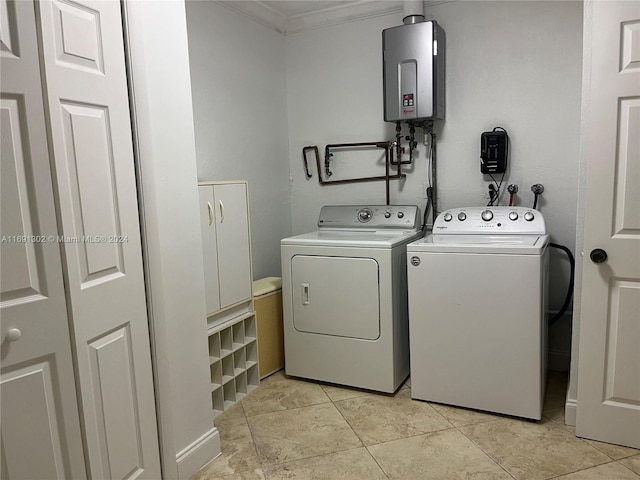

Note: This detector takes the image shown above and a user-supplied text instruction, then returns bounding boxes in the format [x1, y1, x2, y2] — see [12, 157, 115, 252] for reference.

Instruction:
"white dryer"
[407, 206, 549, 420]
[281, 205, 423, 393]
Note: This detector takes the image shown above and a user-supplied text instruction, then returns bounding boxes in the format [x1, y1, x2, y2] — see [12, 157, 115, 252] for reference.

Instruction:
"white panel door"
[0, 1, 86, 478]
[291, 255, 380, 340]
[213, 183, 252, 309]
[199, 186, 221, 314]
[576, 1, 640, 449]
[35, 0, 161, 477]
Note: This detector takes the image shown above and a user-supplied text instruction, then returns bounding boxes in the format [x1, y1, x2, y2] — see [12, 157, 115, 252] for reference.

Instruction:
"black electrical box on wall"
[480, 130, 508, 174]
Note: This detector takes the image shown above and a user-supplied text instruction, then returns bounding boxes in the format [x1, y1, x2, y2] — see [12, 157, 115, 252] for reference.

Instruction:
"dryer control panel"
[318, 205, 420, 230]
[433, 207, 546, 234]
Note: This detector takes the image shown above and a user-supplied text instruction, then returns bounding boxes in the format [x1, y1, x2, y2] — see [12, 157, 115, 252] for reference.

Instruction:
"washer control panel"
[433, 207, 546, 234]
[318, 205, 420, 230]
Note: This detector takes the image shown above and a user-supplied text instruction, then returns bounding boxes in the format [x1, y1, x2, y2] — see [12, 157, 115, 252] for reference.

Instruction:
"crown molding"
[285, 1, 403, 35]
[216, 1, 288, 33]
[215, 1, 454, 36]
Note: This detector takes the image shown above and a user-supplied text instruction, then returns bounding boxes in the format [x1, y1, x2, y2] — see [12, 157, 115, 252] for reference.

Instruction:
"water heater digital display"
[382, 20, 445, 123]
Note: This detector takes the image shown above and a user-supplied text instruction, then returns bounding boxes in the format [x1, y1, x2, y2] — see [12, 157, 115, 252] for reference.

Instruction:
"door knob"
[590, 248, 608, 264]
[6, 328, 22, 342]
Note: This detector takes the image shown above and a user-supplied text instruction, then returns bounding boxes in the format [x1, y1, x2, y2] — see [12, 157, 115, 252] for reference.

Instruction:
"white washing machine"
[407, 206, 549, 420]
[281, 205, 423, 393]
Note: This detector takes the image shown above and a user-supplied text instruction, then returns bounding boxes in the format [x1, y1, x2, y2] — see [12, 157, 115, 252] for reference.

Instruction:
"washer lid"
[407, 234, 550, 254]
[281, 230, 424, 248]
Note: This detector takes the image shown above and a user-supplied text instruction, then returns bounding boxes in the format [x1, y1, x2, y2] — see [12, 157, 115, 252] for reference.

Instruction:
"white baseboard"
[176, 427, 221, 480]
[565, 397, 577, 426]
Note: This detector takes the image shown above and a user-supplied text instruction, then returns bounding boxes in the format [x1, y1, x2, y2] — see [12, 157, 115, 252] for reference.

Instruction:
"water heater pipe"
[403, 0, 425, 24]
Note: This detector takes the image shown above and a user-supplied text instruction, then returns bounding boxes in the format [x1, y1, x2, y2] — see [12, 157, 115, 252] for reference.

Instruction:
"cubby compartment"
[207, 313, 260, 415]
[245, 315, 257, 341]
[246, 340, 258, 369]
[220, 328, 233, 357]
[234, 348, 246, 374]
[223, 381, 236, 410]
[232, 322, 245, 351]
[210, 360, 222, 388]
[221, 355, 234, 384]
[212, 387, 224, 418]
[247, 364, 259, 393]
[235, 371, 248, 401]
[208, 332, 221, 362]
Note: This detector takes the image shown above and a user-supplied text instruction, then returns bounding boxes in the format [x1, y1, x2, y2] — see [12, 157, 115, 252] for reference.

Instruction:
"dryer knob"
[443, 213, 453, 222]
[357, 208, 373, 222]
[457, 212, 467, 221]
[524, 211, 535, 222]
[481, 210, 493, 222]
[397, 211, 404, 218]
[384, 212, 391, 218]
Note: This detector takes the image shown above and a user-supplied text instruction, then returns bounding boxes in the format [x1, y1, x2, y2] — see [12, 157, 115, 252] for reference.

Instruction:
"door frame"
[120, 2, 220, 479]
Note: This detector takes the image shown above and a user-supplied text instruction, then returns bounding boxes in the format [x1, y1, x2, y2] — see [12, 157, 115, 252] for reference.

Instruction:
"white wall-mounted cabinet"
[199, 182, 253, 320]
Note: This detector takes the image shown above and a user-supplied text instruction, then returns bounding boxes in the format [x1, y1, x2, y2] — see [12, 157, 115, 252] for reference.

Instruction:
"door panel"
[199, 186, 221, 314]
[214, 183, 252, 308]
[577, 0, 640, 449]
[291, 255, 380, 340]
[59, 102, 124, 282]
[0, 1, 86, 478]
[1, 362, 70, 480]
[36, 0, 161, 477]
[88, 327, 144, 479]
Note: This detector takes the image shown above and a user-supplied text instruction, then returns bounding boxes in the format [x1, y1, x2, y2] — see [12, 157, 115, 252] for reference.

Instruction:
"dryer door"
[291, 255, 380, 340]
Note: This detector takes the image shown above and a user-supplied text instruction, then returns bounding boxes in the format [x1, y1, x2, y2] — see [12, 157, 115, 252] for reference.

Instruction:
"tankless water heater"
[383, 20, 445, 122]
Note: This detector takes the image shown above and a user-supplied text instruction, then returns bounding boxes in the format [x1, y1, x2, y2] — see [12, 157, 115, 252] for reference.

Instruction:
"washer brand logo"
[436, 226, 448, 230]
[411, 256, 421, 266]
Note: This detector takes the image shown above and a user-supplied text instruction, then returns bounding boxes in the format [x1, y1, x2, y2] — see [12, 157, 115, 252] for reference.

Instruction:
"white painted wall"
[123, 1, 218, 478]
[285, 1, 583, 366]
[186, 0, 291, 280]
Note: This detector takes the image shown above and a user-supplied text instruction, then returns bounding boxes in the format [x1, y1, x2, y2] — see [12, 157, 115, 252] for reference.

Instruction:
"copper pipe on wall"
[302, 143, 405, 205]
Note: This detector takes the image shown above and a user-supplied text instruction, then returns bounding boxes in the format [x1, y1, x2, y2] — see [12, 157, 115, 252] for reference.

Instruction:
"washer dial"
[481, 210, 494, 222]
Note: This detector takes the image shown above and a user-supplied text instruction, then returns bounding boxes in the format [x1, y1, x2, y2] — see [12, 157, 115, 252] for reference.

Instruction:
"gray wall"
[285, 1, 583, 368]
[186, 0, 292, 280]
[186, 0, 583, 369]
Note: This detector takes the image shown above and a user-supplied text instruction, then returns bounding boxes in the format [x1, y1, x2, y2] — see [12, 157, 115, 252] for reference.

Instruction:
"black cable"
[548, 243, 575, 326]
[421, 195, 431, 233]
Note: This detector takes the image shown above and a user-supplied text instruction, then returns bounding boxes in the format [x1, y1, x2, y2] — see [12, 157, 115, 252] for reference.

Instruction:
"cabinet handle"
[219, 200, 225, 223]
[207, 202, 214, 226]
[301, 283, 310, 305]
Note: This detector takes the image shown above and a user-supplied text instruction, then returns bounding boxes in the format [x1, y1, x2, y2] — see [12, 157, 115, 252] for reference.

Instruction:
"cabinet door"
[199, 186, 221, 314]
[0, 1, 86, 478]
[214, 183, 252, 308]
[36, 0, 161, 477]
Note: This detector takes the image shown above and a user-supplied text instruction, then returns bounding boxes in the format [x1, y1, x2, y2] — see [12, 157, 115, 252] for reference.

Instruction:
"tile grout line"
[451, 421, 518, 480]
[544, 459, 630, 480]
[236, 400, 269, 478]
[329, 389, 391, 480]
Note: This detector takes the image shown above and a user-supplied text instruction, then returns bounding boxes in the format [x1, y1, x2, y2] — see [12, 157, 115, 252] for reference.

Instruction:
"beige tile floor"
[192, 371, 640, 480]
